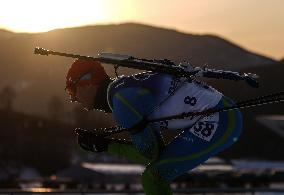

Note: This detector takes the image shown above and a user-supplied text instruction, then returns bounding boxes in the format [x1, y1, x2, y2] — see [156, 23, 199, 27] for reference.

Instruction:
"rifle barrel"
[34, 47, 98, 60]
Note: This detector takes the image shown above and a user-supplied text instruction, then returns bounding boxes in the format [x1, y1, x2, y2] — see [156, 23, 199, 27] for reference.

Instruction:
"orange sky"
[0, 0, 283, 59]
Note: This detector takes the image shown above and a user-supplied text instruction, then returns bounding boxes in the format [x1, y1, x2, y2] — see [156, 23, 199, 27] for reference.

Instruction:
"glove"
[75, 128, 110, 152]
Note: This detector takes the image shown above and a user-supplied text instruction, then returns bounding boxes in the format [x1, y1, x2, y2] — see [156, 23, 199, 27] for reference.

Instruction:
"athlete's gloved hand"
[75, 128, 110, 152]
[243, 73, 259, 88]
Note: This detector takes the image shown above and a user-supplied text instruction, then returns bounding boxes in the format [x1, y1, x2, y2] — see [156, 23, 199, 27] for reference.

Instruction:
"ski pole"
[95, 91, 284, 137]
[149, 91, 284, 123]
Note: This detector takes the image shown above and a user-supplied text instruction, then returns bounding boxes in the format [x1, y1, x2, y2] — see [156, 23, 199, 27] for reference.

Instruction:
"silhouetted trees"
[47, 95, 65, 122]
[0, 109, 74, 175]
[0, 85, 16, 111]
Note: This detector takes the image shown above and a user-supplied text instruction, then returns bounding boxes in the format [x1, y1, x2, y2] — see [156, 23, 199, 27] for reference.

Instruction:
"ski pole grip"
[34, 47, 49, 56]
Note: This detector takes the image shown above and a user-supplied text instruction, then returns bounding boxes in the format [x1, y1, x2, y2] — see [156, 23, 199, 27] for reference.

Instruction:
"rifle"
[34, 47, 198, 77]
[34, 47, 258, 87]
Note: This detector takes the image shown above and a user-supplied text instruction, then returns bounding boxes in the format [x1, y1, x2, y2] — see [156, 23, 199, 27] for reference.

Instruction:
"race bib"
[189, 113, 219, 142]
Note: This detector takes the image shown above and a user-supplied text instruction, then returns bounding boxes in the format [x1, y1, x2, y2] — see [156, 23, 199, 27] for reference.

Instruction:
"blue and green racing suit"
[105, 71, 243, 195]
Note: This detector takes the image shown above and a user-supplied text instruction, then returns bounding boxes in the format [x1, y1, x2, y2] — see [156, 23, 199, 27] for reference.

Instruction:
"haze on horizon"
[0, 0, 283, 60]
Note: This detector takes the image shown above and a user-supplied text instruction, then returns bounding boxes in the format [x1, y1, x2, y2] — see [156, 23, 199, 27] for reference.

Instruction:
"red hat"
[65, 59, 108, 97]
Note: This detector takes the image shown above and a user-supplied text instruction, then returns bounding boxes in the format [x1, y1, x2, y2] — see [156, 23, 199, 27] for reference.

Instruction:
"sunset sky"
[0, 0, 283, 59]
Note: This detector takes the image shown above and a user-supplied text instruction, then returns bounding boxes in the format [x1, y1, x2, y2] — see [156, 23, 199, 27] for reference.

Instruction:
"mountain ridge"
[0, 22, 277, 116]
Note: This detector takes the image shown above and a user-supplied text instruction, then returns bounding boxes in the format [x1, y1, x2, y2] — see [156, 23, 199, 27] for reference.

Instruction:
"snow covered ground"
[232, 160, 284, 171]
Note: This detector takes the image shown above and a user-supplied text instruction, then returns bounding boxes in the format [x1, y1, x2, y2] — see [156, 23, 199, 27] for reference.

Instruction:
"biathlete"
[65, 59, 245, 195]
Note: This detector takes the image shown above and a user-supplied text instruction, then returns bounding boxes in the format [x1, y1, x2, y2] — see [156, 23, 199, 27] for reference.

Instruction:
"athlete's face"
[74, 85, 99, 110]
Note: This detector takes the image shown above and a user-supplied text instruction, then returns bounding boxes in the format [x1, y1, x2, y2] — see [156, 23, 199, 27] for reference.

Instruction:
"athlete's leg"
[141, 96, 243, 194]
[107, 142, 150, 165]
[141, 165, 172, 195]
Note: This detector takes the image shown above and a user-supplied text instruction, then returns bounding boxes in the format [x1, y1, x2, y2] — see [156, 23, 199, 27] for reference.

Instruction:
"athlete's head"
[65, 58, 108, 110]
